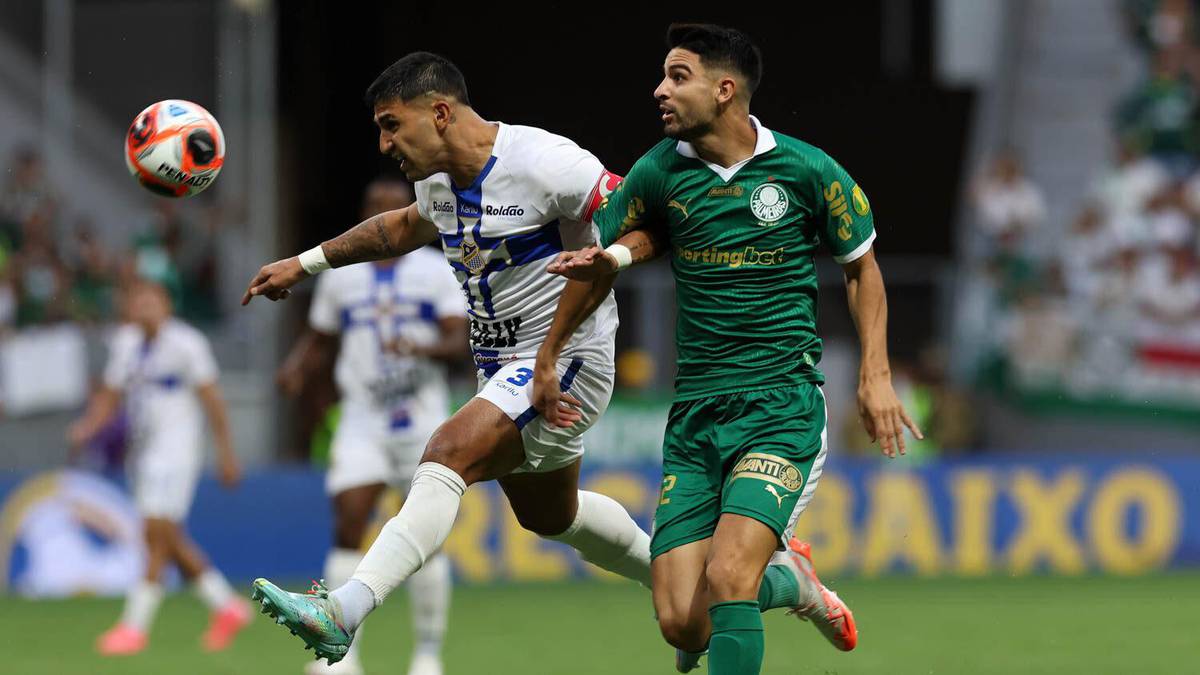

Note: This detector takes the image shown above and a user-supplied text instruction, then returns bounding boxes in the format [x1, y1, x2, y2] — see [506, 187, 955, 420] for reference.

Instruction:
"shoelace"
[787, 602, 818, 621]
[305, 579, 330, 598]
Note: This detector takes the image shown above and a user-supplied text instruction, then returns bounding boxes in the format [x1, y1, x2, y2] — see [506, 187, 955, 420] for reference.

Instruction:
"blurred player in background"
[243, 52, 654, 665]
[277, 178, 467, 675]
[544, 23, 923, 674]
[68, 280, 249, 655]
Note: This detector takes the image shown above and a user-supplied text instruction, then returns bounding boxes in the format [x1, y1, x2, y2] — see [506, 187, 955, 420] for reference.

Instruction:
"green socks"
[757, 563, 801, 611]
[707, 601, 764, 674]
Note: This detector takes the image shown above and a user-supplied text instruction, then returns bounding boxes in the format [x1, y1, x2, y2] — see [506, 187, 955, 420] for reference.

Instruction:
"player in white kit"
[242, 52, 652, 664]
[277, 178, 468, 675]
[68, 281, 250, 656]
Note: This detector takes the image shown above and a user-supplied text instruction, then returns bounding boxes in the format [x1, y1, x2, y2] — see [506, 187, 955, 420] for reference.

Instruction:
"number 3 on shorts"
[507, 367, 534, 386]
[659, 475, 677, 505]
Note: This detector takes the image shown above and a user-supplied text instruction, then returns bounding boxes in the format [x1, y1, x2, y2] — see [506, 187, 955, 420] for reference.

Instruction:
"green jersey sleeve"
[592, 154, 666, 247]
[810, 151, 876, 263]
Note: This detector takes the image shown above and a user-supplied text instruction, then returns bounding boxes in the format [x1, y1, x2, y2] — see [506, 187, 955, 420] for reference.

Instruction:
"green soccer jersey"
[594, 117, 876, 401]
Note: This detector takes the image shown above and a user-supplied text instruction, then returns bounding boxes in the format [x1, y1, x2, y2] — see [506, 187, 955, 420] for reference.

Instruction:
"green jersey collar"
[675, 115, 777, 182]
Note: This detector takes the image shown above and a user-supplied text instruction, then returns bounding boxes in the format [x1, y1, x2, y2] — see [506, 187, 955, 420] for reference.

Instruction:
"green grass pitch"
[6, 573, 1199, 674]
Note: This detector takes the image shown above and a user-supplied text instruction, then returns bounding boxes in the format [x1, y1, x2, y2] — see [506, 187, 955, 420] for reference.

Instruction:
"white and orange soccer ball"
[124, 99, 225, 197]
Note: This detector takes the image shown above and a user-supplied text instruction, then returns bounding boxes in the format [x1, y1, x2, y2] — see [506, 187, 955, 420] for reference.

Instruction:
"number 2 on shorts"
[659, 475, 677, 505]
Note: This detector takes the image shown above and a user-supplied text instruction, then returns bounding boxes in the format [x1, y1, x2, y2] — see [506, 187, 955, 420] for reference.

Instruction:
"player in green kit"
[533, 23, 923, 675]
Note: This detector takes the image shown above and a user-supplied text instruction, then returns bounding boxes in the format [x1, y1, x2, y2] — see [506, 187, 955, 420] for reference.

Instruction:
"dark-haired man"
[242, 52, 652, 666]
[542, 23, 923, 674]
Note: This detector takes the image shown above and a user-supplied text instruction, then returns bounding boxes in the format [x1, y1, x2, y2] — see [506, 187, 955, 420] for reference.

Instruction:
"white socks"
[121, 580, 164, 632]
[324, 547, 366, 663]
[342, 462, 466, 631]
[547, 490, 653, 587]
[407, 552, 450, 656]
[194, 569, 236, 611]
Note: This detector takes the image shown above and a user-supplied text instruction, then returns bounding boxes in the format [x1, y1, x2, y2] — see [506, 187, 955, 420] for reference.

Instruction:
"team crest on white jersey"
[461, 238, 484, 274]
[751, 183, 789, 225]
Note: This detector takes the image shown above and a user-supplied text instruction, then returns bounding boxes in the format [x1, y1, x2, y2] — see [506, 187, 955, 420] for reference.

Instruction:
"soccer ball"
[124, 99, 225, 198]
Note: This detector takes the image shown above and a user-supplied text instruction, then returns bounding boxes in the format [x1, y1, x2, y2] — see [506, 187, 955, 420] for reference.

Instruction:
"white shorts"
[326, 402, 433, 495]
[474, 357, 614, 474]
[131, 431, 202, 522]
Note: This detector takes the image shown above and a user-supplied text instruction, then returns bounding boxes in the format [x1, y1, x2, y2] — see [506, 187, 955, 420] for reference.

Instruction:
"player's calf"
[657, 610, 710, 653]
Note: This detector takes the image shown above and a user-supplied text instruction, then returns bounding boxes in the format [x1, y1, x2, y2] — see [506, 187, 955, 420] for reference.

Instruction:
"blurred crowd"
[0, 144, 224, 333]
[969, 0, 1200, 403]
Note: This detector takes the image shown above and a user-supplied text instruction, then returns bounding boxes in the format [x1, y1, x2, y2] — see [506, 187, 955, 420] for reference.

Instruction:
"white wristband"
[298, 245, 330, 275]
[605, 244, 633, 271]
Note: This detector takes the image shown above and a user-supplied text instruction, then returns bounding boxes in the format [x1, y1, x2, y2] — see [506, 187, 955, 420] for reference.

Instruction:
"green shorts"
[650, 383, 828, 559]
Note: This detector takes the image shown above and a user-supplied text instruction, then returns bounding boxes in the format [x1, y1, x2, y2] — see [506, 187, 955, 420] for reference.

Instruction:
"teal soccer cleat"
[251, 578, 354, 664]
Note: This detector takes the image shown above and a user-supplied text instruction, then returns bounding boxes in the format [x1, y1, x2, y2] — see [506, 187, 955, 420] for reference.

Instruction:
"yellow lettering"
[830, 196, 848, 219]
[440, 487, 493, 582]
[660, 474, 677, 505]
[861, 472, 942, 576]
[823, 181, 843, 202]
[1006, 471, 1086, 574]
[728, 251, 743, 268]
[789, 474, 854, 574]
[950, 470, 996, 576]
[1088, 469, 1181, 575]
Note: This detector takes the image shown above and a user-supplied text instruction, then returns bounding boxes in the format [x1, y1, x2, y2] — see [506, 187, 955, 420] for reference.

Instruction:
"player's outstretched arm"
[532, 276, 616, 428]
[842, 248, 924, 458]
[545, 225, 667, 281]
[242, 204, 439, 305]
[66, 386, 121, 460]
[197, 382, 241, 487]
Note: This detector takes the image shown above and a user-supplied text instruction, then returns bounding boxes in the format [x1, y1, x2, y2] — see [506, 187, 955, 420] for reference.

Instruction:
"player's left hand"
[546, 245, 617, 281]
[532, 360, 583, 428]
[242, 256, 306, 305]
[219, 455, 242, 488]
[857, 375, 923, 458]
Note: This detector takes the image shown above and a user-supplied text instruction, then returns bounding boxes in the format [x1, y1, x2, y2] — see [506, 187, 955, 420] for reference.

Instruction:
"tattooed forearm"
[620, 224, 668, 265]
[322, 214, 394, 268]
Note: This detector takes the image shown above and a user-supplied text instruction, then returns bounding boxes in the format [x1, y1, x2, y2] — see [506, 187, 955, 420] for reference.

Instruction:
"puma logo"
[668, 197, 693, 221]
[765, 484, 786, 509]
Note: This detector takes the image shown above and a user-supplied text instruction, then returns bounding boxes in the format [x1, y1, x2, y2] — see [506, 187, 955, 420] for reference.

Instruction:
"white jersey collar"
[675, 115, 777, 182]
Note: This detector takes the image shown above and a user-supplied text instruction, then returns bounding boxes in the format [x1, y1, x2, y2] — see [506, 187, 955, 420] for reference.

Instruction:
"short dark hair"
[364, 52, 471, 107]
[666, 23, 763, 96]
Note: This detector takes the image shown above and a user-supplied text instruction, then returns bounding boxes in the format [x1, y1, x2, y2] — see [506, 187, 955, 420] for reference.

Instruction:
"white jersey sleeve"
[529, 138, 606, 222]
[414, 181, 434, 222]
[308, 272, 341, 334]
[102, 326, 140, 391]
[181, 327, 219, 387]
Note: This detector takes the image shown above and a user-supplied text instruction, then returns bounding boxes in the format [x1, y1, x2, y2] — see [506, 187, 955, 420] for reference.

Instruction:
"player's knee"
[420, 433, 476, 479]
[657, 610, 708, 652]
[704, 557, 760, 602]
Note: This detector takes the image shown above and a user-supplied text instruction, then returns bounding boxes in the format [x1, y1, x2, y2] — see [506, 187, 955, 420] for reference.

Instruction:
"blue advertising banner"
[1, 455, 1197, 595]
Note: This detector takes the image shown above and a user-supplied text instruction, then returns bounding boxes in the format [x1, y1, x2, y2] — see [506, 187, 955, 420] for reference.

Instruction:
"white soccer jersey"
[103, 318, 217, 450]
[309, 248, 463, 441]
[414, 122, 621, 379]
